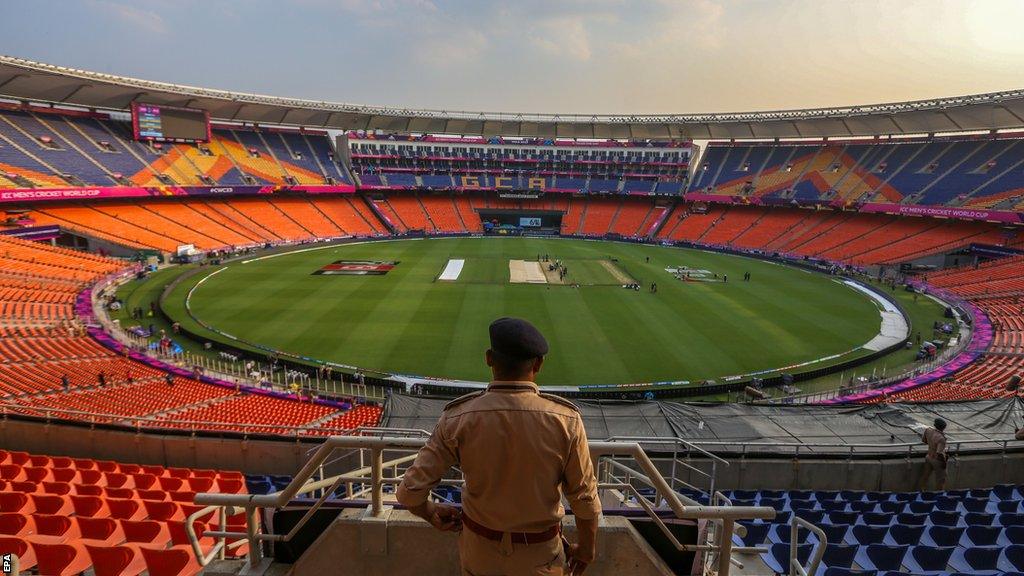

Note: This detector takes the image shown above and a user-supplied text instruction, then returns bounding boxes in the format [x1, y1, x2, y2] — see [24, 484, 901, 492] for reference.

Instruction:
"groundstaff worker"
[397, 317, 600, 575]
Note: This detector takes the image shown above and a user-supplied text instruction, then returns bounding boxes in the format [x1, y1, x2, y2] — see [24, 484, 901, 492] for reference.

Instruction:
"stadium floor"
[153, 237, 904, 387]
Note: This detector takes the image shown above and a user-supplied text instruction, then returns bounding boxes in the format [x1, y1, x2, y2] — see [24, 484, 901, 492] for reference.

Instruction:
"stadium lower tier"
[0, 233, 382, 436]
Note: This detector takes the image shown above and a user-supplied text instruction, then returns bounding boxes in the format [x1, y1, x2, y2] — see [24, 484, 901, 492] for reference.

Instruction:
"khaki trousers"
[458, 527, 565, 576]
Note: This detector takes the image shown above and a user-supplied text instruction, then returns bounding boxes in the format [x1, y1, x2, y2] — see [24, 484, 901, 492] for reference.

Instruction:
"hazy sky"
[2, 0, 1023, 115]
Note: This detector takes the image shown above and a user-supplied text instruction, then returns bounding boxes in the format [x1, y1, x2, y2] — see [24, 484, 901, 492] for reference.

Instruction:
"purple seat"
[903, 545, 955, 573]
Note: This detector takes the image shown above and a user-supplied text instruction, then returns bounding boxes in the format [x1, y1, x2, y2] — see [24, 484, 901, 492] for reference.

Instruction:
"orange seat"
[72, 459, 97, 471]
[31, 540, 93, 576]
[50, 457, 73, 470]
[157, 477, 185, 491]
[0, 451, 9, 465]
[167, 468, 193, 480]
[95, 461, 119, 473]
[0, 513, 34, 536]
[27, 455, 51, 468]
[51, 469, 81, 484]
[129, 474, 158, 490]
[191, 470, 217, 479]
[0, 493, 35, 514]
[23, 466, 54, 483]
[120, 519, 171, 547]
[7, 453, 29, 466]
[108, 498, 147, 521]
[140, 545, 202, 576]
[29, 494, 72, 516]
[0, 465, 26, 482]
[42, 482, 72, 496]
[186, 478, 214, 492]
[70, 495, 110, 518]
[25, 514, 80, 544]
[10, 481, 40, 494]
[180, 504, 219, 525]
[216, 478, 246, 494]
[169, 491, 196, 503]
[77, 517, 126, 546]
[78, 469, 105, 486]
[73, 485, 104, 497]
[0, 536, 37, 571]
[135, 489, 167, 502]
[140, 465, 165, 477]
[85, 543, 149, 576]
[103, 487, 135, 500]
[103, 473, 134, 489]
[142, 500, 183, 522]
[119, 464, 142, 475]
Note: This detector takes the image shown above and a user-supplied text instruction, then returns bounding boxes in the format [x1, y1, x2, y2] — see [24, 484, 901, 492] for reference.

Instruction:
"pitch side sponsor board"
[313, 260, 399, 275]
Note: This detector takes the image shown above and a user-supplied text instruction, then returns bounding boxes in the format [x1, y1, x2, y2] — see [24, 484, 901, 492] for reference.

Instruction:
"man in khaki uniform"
[397, 318, 600, 575]
[919, 418, 948, 490]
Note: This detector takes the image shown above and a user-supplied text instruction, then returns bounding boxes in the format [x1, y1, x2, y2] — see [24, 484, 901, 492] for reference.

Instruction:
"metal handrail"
[188, 435, 776, 575]
[790, 516, 827, 576]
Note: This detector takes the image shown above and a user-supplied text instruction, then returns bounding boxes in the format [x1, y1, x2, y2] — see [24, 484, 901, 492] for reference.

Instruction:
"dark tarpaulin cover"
[383, 394, 1023, 456]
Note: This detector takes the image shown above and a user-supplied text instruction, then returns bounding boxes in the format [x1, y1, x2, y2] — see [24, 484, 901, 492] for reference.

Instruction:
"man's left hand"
[422, 501, 462, 532]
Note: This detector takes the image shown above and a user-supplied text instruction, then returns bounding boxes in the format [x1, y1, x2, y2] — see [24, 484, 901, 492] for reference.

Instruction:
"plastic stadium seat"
[108, 498, 147, 521]
[0, 513, 34, 536]
[103, 473, 135, 489]
[948, 545, 1002, 573]
[23, 466, 54, 483]
[841, 491, 865, 502]
[819, 501, 848, 513]
[1002, 513, 1024, 527]
[217, 477, 246, 494]
[0, 465, 27, 482]
[158, 477, 186, 492]
[28, 455, 51, 467]
[31, 541, 93, 576]
[758, 498, 785, 510]
[136, 489, 168, 502]
[827, 512, 859, 526]
[964, 512, 995, 525]
[884, 525, 925, 546]
[876, 502, 905, 515]
[859, 513, 891, 526]
[823, 570, 876, 576]
[927, 510, 960, 527]
[25, 514, 80, 544]
[7, 453, 29, 466]
[816, 523, 851, 546]
[96, 461, 119, 473]
[770, 524, 796, 544]
[891, 493, 916, 503]
[142, 500, 184, 522]
[854, 544, 909, 571]
[167, 468, 193, 480]
[72, 458, 97, 470]
[813, 491, 840, 502]
[186, 477, 214, 492]
[78, 469, 106, 486]
[42, 482, 72, 495]
[104, 487, 135, 500]
[120, 520, 171, 547]
[960, 497, 990, 513]
[903, 545, 955, 573]
[733, 522, 769, 547]
[730, 489, 757, 500]
[169, 491, 197, 503]
[10, 481, 40, 494]
[906, 501, 935, 514]
[29, 494, 72, 515]
[85, 543, 148, 576]
[962, 525, 1002, 547]
[130, 474, 158, 490]
[51, 468, 80, 483]
[997, 500, 1023, 514]
[167, 520, 215, 553]
[895, 513, 927, 526]
[850, 525, 889, 546]
[850, 502, 878, 514]
[762, 542, 812, 574]
[993, 485, 1022, 501]
[922, 525, 965, 547]
[50, 457, 73, 469]
[77, 517, 126, 546]
[795, 510, 826, 524]
[0, 536, 37, 571]
[74, 485, 104, 497]
[140, 545, 203, 576]
[819, 544, 858, 573]
[1002, 545, 1024, 572]
[1003, 526, 1024, 546]
[70, 495, 111, 518]
[0, 493, 35, 514]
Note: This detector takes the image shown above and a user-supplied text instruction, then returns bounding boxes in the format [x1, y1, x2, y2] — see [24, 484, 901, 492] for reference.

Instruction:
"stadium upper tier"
[691, 135, 1024, 209]
[0, 105, 350, 189]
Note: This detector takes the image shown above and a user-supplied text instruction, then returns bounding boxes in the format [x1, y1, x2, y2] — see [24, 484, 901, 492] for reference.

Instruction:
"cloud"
[89, 0, 168, 35]
[415, 30, 488, 68]
[529, 16, 593, 61]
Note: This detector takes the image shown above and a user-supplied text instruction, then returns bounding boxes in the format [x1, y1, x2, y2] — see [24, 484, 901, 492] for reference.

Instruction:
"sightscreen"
[132, 103, 210, 142]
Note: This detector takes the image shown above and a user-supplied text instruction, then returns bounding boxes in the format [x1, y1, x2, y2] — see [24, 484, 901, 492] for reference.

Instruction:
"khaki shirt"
[396, 381, 601, 533]
[923, 427, 947, 460]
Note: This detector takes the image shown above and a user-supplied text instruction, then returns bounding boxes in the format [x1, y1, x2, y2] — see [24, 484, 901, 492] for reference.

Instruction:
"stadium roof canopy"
[3, 55, 1024, 140]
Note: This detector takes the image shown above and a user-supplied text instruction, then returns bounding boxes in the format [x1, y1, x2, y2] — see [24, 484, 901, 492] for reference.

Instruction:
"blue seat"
[814, 491, 840, 503]
[962, 525, 1002, 547]
[795, 510, 826, 524]
[850, 525, 889, 546]
[1001, 513, 1024, 527]
[927, 511, 960, 527]
[959, 497, 990, 514]
[789, 499, 818, 512]
[819, 500, 849, 513]
[906, 501, 934, 514]
[996, 500, 1022, 514]
[966, 488, 991, 500]
[773, 511, 793, 525]
[733, 522, 771, 547]
[731, 498, 758, 507]
[992, 485, 1021, 501]
[760, 490, 786, 500]
[854, 544, 909, 571]
[876, 502, 905, 515]
[919, 491, 940, 501]
[827, 512, 858, 526]
[823, 570, 876, 576]
[789, 490, 814, 501]
[860, 512, 891, 526]
[922, 525, 964, 547]
[948, 546, 1002, 573]
[817, 544, 858, 575]
[865, 492, 890, 502]
[964, 512, 995, 526]
[933, 496, 959, 512]
[841, 491, 865, 502]
[1001, 545, 1024, 572]
[759, 498, 786, 511]
[891, 493, 917, 503]
[770, 523, 795, 544]
[943, 489, 968, 499]
[1002, 526, 1024, 546]
[903, 545, 955, 573]
[850, 502, 878, 514]
[895, 513, 927, 526]
[731, 489, 758, 500]
[762, 542, 812, 574]
[816, 523, 851, 546]
[884, 524, 925, 546]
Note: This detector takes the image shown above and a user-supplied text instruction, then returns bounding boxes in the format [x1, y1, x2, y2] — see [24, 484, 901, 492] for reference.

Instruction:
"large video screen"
[132, 103, 210, 142]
